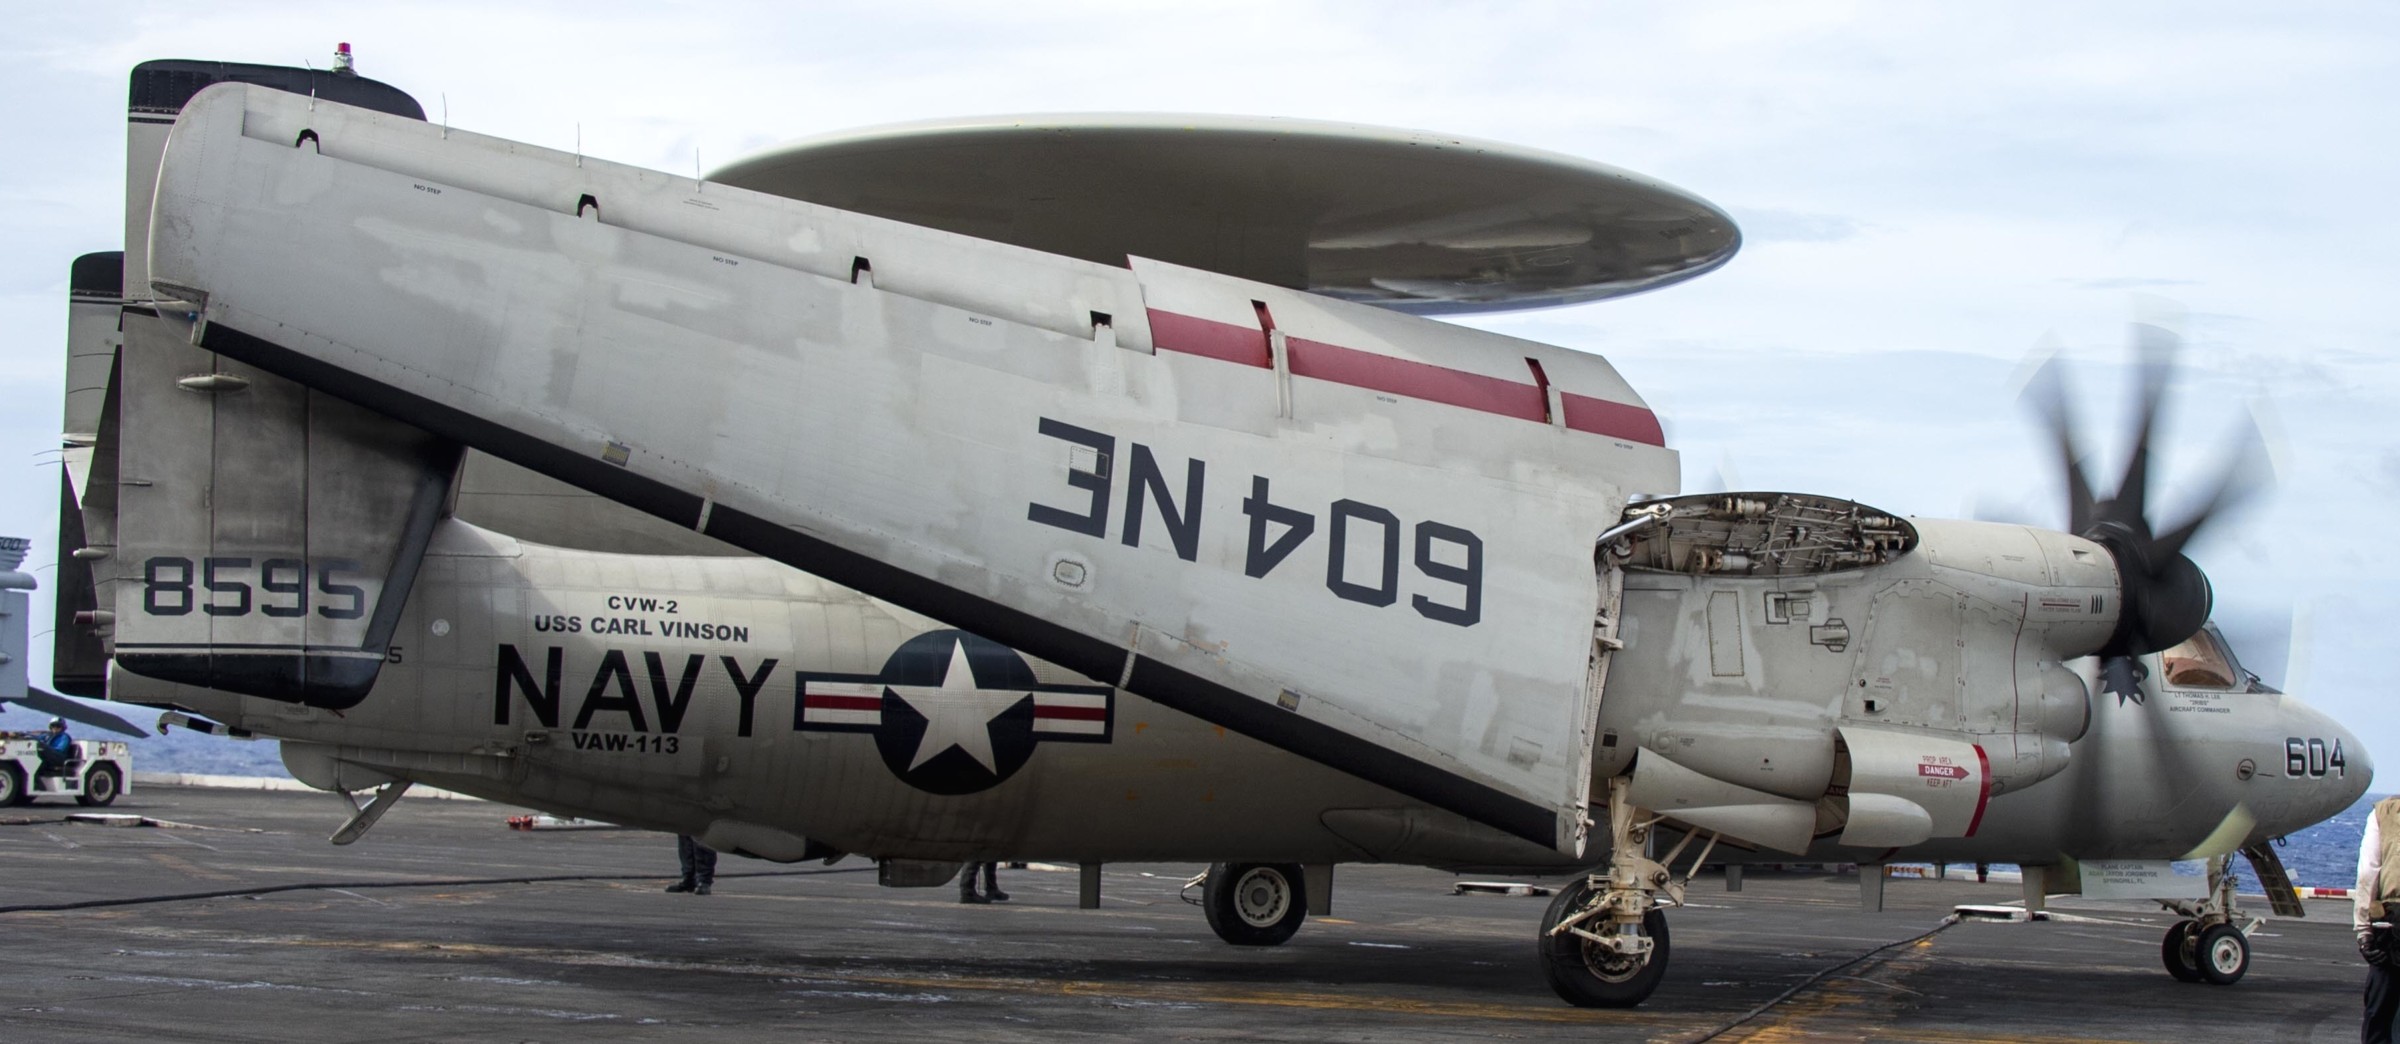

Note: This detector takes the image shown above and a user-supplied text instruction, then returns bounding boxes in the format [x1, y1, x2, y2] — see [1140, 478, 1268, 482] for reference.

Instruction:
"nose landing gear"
[2157, 854, 2255, 985]
[1537, 776, 1718, 1007]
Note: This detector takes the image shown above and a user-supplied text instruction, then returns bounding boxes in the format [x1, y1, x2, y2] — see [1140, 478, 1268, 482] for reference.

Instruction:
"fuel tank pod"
[1624, 747, 1817, 855]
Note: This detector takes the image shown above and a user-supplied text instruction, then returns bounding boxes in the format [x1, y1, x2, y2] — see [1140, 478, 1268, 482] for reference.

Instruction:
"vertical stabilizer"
[106, 61, 458, 710]
[55, 252, 123, 697]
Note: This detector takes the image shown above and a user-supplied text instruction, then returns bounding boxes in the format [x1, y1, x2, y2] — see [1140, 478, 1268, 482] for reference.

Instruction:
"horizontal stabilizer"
[109, 309, 463, 709]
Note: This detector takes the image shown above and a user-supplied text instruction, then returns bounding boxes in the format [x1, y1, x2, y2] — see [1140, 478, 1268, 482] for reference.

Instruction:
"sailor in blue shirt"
[36, 718, 73, 773]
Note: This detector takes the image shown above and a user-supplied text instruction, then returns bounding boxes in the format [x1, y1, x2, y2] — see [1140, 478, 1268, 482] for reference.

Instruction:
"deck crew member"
[959, 861, 1008, 904]
[36, 718, 73, 774]
[667, 834, 717, 895]
[2356, 794, 2400, 1042]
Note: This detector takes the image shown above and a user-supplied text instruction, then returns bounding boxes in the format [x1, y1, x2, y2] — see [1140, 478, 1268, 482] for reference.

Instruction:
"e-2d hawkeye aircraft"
[51, 56, 2368, 1008]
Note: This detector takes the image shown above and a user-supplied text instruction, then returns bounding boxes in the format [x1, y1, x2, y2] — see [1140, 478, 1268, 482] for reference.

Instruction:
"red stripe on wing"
[1031, 705, 1108, 721]
[1148, 309, 1271, 367]
[1561, 391, 1666, 446]
[1287, 337, 1549, 422]
[1144, 310, 1663, 446]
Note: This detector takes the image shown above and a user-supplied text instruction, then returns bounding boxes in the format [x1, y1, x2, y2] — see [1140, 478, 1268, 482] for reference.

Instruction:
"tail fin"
[97, 60, 456, 711]
[54, 251, 122, 698]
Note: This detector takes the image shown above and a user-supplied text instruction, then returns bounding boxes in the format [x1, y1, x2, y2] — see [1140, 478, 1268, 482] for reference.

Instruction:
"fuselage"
[117, 518, 2367, 873]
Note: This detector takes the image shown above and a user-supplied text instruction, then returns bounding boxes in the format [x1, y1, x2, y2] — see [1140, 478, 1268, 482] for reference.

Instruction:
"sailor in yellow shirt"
[2357, 795, 2400, 1043]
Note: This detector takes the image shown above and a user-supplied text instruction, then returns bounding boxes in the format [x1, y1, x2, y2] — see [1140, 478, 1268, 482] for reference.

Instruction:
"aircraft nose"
[2339, 720, 2376, 807]
[2265, 694, 2372, 834]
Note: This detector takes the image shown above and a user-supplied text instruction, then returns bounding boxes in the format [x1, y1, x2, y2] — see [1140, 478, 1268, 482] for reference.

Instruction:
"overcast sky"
[4, 3, 2395, 777]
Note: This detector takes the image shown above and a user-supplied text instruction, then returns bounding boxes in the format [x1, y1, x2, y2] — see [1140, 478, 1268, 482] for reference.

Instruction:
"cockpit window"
[2161, 630, 2238, 690]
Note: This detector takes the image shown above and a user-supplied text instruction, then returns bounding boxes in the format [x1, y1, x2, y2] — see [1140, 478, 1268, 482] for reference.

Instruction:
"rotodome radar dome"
[710, 114, 1740, 315]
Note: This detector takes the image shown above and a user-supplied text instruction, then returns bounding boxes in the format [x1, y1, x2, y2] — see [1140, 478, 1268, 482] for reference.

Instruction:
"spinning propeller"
[2021, 323, 2269, 702]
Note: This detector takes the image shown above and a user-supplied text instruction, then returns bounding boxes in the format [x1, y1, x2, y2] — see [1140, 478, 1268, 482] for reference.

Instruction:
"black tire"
[2196, 922, 2249, 985]
[1203, 862, 1308, 946]
[0, 764, 23, 807]
[1538, 877, 1670, 1008]
[2161, 920, 2203, 982]
[76, 764, 121, 807]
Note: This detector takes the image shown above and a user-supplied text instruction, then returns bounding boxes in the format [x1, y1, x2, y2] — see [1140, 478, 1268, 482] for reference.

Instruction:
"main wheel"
[77, 765, 121, 807]
[0, 765, 23, 807]
[1203, 862, 1308, 946]
[2160, 920, 2203, 982]
[1538, 877, 1670, 1008]
[2196, 923, 2249, 985]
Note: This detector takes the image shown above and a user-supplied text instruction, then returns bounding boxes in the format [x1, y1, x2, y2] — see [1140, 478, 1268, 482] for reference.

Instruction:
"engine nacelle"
[1601, 494, 2117, 832]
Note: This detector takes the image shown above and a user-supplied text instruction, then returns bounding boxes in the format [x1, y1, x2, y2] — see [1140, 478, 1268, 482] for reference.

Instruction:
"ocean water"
[2224, 792, 2379, 892]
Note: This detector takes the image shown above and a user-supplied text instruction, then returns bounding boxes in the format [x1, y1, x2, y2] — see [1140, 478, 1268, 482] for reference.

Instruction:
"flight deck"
[0, 785, 2367, 1042]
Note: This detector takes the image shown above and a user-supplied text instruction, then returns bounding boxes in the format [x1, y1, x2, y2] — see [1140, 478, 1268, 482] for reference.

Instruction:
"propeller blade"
[1702, 452, 1743, 496]
[2210, 605, 2291, 691]
[2020, 351, 2097, 533]
[5, 688, 147, 737]
[2104, 323, 2182, 541]
[2022, 319, 2273, 659]
[2178, 801, 2257, 862]
[2152, 410, 2273, 561]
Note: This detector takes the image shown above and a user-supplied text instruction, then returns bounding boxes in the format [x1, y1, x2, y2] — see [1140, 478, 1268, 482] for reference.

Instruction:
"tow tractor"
[0, 532, 142, 806]
[0, 732, 130, 806]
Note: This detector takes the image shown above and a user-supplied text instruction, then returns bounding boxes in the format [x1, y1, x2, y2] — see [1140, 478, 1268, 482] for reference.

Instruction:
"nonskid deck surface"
[0, 786, 2367, 1042]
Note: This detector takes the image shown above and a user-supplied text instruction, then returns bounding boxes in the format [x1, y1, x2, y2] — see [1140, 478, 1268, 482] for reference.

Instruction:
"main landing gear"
[2158, 853, 2254, 985]
[1537, 777, 1717, 1007]
[1197, 862, 1310, 946]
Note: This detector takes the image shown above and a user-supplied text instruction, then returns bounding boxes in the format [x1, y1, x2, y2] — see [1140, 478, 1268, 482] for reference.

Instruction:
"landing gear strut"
[2158, 854, 2253, 985]
[1537, 776, 1716, 1007]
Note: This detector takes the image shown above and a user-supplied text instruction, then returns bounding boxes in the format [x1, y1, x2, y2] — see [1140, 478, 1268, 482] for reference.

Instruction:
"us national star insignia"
[795, 629, 1113, 794]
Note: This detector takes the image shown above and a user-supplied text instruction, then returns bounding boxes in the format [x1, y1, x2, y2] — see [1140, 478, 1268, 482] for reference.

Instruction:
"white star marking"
[887, 640, 1031, 773]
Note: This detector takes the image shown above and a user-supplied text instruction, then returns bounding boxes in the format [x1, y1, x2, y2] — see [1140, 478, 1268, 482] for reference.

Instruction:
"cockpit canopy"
[2158, 624, 2261, 693]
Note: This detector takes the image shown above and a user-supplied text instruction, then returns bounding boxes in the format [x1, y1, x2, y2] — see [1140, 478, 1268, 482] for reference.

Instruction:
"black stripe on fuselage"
[114, 651, 383, 710]
[194, 320, 1563, 850]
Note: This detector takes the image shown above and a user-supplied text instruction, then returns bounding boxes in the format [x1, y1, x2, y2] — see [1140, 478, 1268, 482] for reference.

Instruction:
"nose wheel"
[2160, 920, 2203, 982]
[2194, 923, 2250, 984]
[2156, 855, 2255, 986]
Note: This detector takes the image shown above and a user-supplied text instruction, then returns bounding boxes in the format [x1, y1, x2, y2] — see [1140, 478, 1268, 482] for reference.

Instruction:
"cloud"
[2378, 449, 2400, 492]
[2061, 276, 2201, 290]
[1735, 208, 1867, 243]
